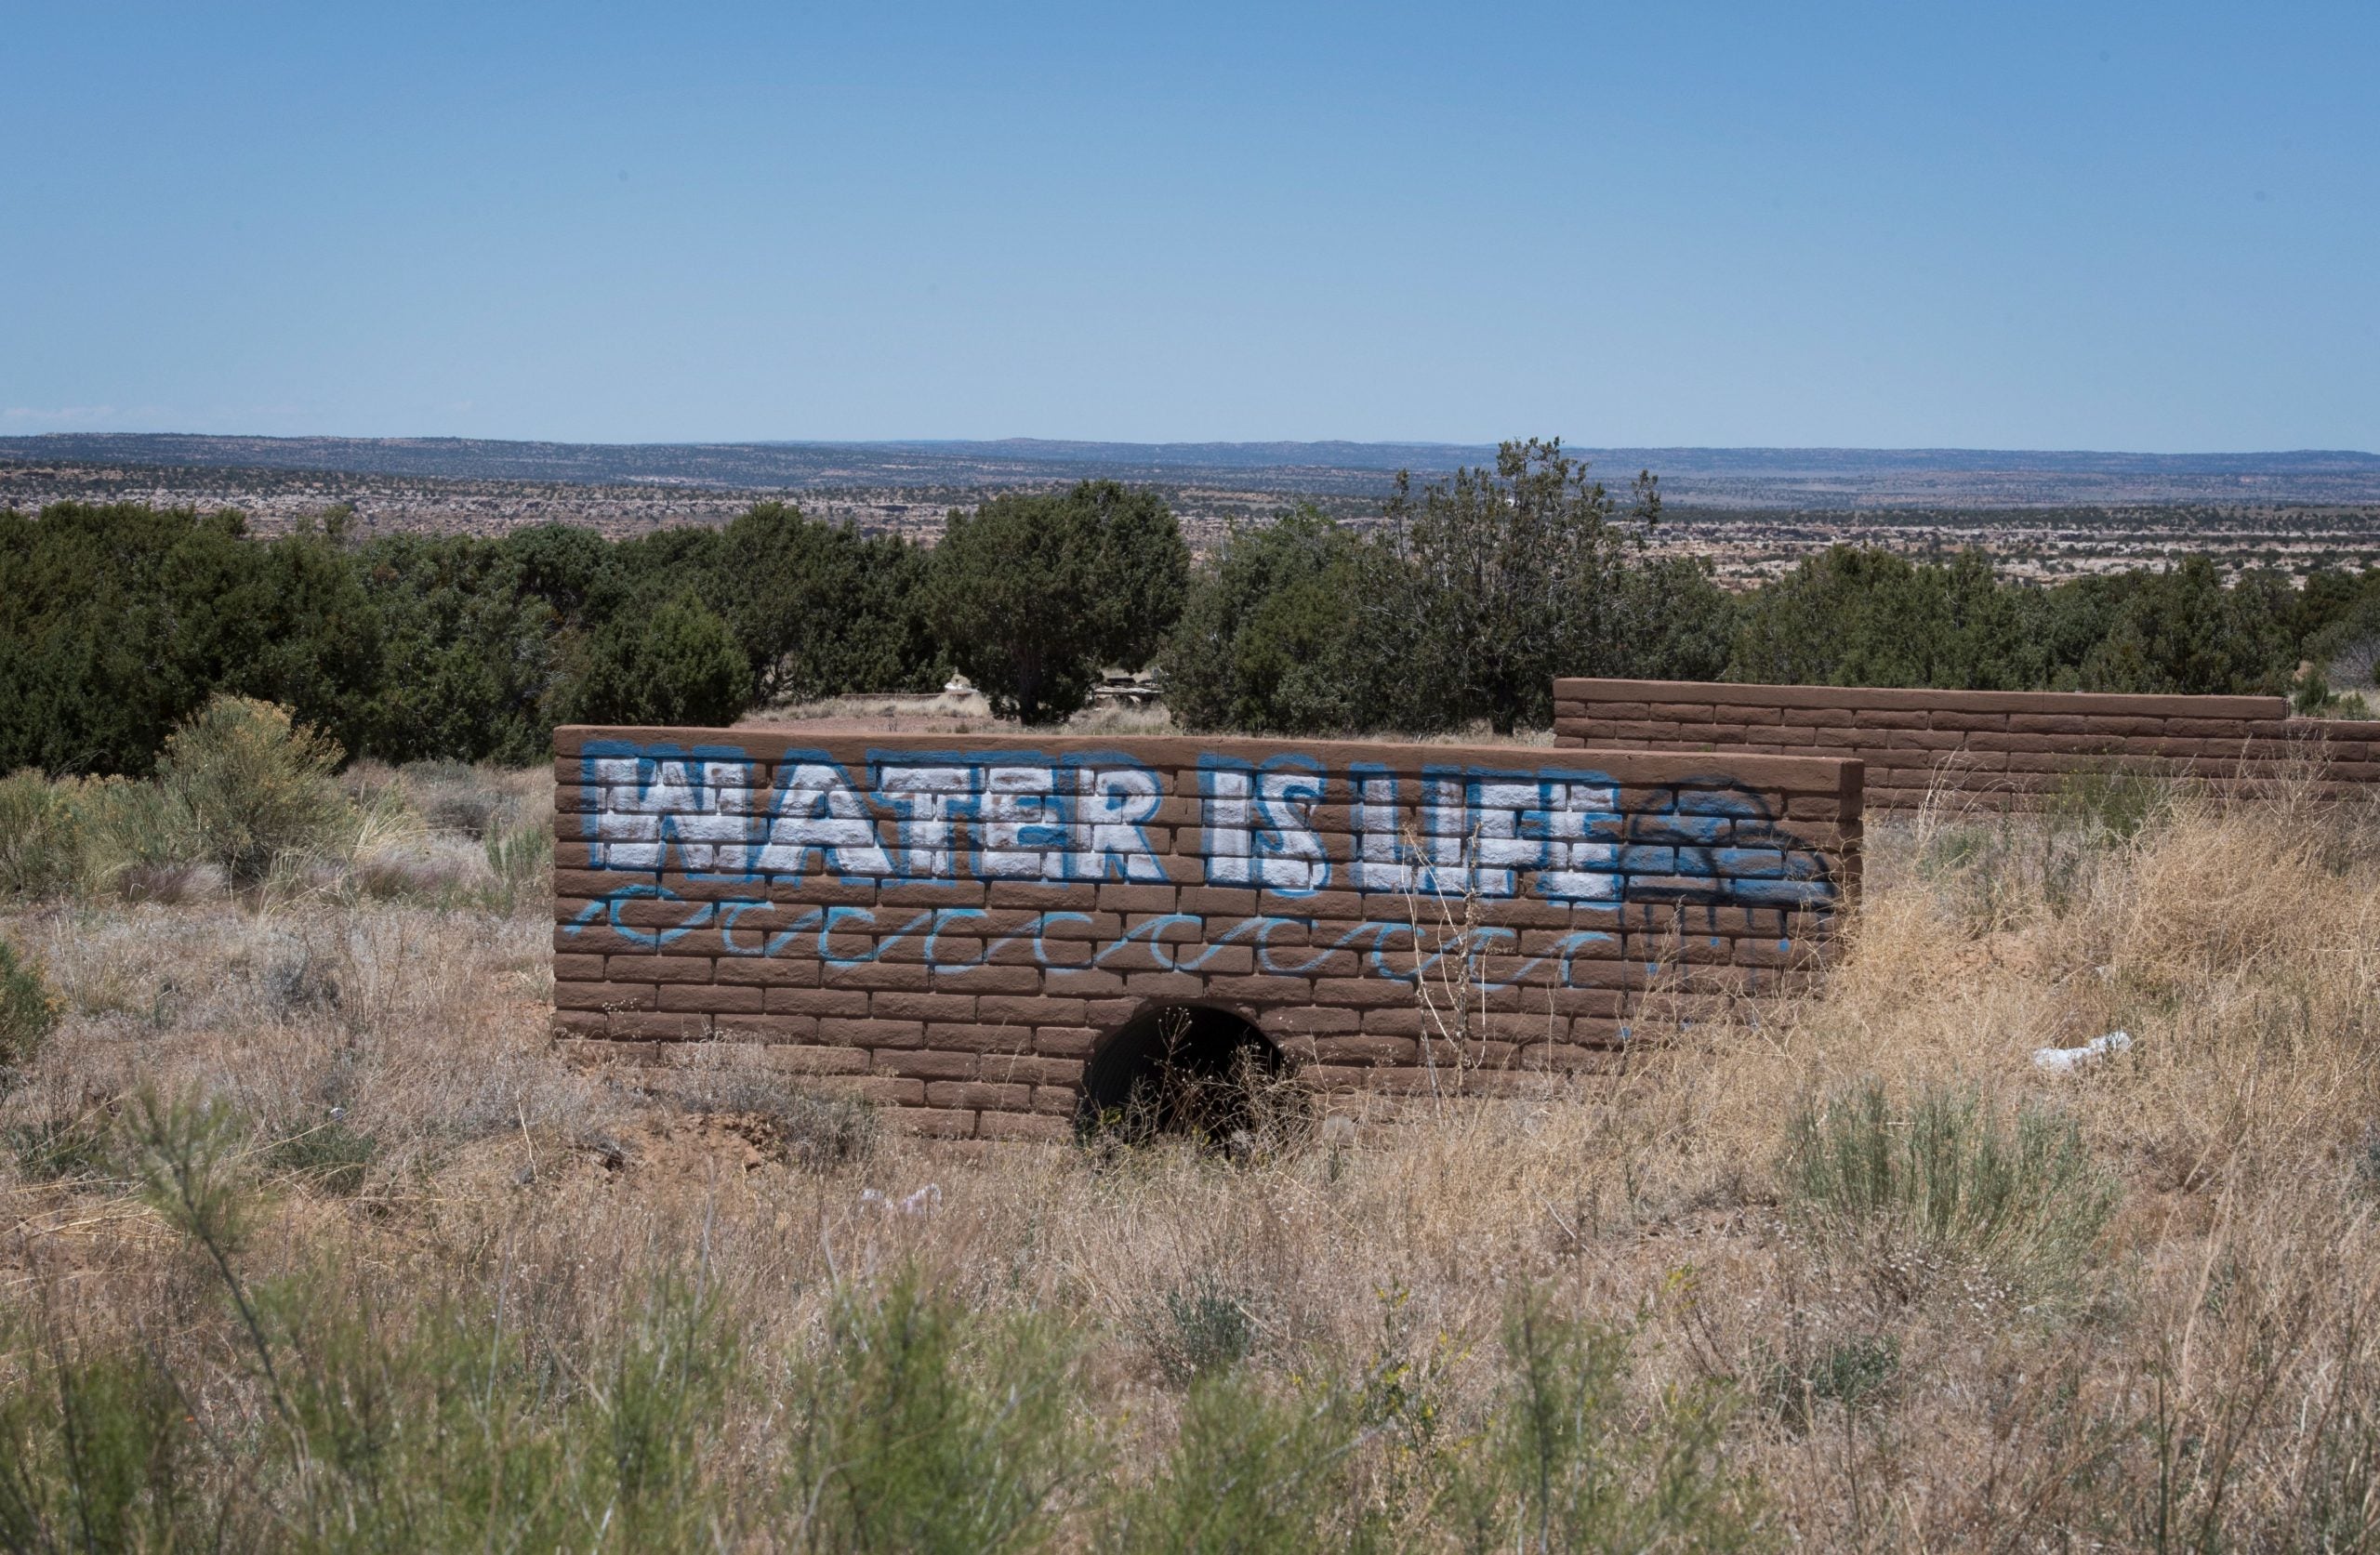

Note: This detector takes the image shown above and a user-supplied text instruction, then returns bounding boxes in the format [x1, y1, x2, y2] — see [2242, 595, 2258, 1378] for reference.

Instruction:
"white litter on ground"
[2033, 1031, 2134, 1073]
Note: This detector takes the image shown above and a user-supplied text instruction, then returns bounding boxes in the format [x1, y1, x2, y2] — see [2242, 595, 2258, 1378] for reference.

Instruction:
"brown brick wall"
[1554, 679, 2380, 810]
[551, 727, 1863, 1139]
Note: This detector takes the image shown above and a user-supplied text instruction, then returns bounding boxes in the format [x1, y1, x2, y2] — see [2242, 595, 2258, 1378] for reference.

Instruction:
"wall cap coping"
[555, 727, 1863, 797]
[1554, 678, 2287, 721]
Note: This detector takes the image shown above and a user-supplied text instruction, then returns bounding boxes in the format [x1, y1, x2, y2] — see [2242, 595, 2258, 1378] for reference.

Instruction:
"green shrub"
[1371, 439, 1670, 735]
[1729, 547, 2046, 691]
[787, 1274, 1085, 1550]
[1435, 1288, 1762, 1554]
[0, 938, 58, 1081]
[709, 501, 943, 706]
[1781, 1080, 2120, 1304]
[0, 770, 81, 897]
[1103, 1367, 1359, 1552]
[158, 696, 351, 883]
[1141, 1273, 1257, 1386]
[2079, 556, 2295, 696]
[1160, 508, 1375, 735]
[927, 481, 1189, 724]
[1166, 453, 1731, 738]
[0, 1319, 206, 1551]
[588, 1277, 738, 1547]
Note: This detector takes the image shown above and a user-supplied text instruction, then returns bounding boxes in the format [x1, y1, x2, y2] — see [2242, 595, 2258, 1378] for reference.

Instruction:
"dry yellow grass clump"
[6, 762, 2380, 1549]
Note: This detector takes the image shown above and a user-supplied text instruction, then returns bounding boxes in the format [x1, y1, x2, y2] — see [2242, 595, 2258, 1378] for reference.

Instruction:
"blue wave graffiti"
[564, 891, 1670, 993]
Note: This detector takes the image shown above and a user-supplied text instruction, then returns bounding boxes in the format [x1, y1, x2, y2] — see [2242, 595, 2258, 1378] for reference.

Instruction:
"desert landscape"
[7, 718, 2380, 1546]
[10, 3, 2378, 1544]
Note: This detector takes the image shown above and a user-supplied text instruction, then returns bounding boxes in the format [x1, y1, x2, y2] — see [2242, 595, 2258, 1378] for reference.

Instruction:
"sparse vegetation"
[8, 762, 2380, 1546]
[1752, 1329, 1900, 1433]
[0, 698, 552, 918]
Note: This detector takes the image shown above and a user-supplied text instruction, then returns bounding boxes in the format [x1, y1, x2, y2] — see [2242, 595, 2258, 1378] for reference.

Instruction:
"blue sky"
[3, 2, 2373, 450]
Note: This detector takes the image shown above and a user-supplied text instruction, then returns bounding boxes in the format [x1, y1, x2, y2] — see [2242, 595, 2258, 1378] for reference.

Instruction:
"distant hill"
[5, 433, 2378, 507]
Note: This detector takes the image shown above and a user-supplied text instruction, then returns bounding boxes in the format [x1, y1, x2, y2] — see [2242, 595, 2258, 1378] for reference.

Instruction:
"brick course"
[1554, 679, 2380, 810]
[551, 727, 1861, 1137]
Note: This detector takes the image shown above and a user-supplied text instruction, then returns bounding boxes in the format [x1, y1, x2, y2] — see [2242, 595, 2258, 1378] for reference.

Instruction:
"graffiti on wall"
[565, 741, 1837, 994]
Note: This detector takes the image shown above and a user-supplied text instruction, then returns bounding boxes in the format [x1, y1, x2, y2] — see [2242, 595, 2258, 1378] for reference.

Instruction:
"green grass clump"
[7, 1109, 112, 1184]
[1782, 1080, 2120, 1305]
[483, 823, 553, 914]
[1104, 1367, 1361, 1551]
[0, 1324, 201, 1552]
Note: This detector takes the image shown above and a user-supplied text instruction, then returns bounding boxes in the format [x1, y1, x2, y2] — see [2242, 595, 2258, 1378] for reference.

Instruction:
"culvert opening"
[1078, 1004, 1288, 1144]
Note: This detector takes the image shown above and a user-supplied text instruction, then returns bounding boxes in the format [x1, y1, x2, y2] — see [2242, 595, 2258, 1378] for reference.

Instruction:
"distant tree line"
[1160, 441, 2380, 734]
[0, 482, 1182, 776]
[7, 438, 2380, 776]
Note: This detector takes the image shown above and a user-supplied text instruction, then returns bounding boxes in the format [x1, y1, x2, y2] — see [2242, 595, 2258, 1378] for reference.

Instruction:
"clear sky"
[4, 2, 2373, 451]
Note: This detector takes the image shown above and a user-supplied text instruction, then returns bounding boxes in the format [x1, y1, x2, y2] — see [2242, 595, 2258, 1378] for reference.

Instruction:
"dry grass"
[7, 771, 2380, 1548]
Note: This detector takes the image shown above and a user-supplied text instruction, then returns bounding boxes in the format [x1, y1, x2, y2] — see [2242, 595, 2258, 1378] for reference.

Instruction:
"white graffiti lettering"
[586, 753, 757, 874]
[1201, 759, 1328, 893]
[575, 744, 1830, 910]
[752, 761, 894, 880]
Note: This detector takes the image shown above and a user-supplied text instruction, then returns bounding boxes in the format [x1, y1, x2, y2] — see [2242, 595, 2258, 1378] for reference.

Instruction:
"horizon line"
[7, 430, 2377, 461]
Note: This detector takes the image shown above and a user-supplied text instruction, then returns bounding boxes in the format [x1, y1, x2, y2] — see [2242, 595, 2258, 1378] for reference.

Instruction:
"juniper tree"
[926, 481, 1188, 724]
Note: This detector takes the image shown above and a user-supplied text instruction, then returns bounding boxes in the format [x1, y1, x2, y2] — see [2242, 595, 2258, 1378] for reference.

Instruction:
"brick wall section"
[1554, 679, 2380, 810]
[551, 727, 1862, 1140]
